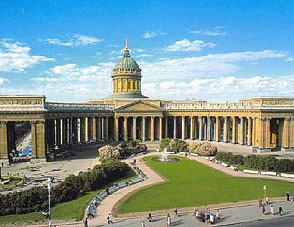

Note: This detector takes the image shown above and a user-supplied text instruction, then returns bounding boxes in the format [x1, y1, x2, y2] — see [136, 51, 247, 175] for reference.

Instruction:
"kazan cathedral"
[1, 39, 294, 163]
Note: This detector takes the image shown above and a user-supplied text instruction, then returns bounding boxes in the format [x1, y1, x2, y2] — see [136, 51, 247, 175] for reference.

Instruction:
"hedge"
[215, 152, 294, 173]
[0, 158, 131, 216]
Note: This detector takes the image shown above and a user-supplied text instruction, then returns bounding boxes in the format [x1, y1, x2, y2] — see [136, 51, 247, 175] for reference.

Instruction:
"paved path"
[87, 153, 164, 226]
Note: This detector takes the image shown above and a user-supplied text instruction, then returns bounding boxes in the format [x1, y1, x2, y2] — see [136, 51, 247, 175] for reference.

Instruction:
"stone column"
[85, 117, 89, 142]
[282, 118, 290, 149]
[0, 122, 8, 159]
[190, 116, 195, 140]
[70, 118, 73, 144]
[215, 116, 221, 142]
[290, 118, 294, 148]
[142, 116, 146, 141]
[36, 121, 46, 158]
[97, 117, 101, 140]
[151, 116, 155, 141]
[66, 119, 70, 144]
[224, 117, 228, 143]
[101, 117, 105, 140]
[114, 117, 119, 141]
[232, 117, 236, 144]
[159, 116, 163, 140]
[105, 117, 109, 140]
[182, 116, 185, 140]
[207, 116, 211, 141]
[173, 117, 177, 139]
[77, 118, 81, 143]
[124, 116, 128, 141]
[60, 119, 64, 145]
[93, 117, 97, 141]
[239, 117, 244, 145]
[133, 116, 137, 141]
[248, 117, 252, 146]
[265, 118, 271, 149]
[165, 117, 168, 138]
[31, 121, 37, 158]
[199, 117, 203, 140]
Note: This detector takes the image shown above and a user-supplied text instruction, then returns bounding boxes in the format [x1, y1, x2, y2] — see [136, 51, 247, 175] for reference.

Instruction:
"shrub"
[159, 138, 171, 151]
[98, 145, 121, 160]
[167, 139, 188, 153]
[189, 142, 217, 156]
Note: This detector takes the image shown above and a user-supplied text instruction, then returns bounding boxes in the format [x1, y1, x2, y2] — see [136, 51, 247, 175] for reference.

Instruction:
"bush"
[166, 139, 188, 153]
[0, 158, 131, 216]
[160, 138, 171, 151]
[189, 142, 217, 156]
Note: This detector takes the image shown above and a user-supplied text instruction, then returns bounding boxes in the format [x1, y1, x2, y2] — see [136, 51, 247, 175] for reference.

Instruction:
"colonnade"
[114, 115, 294, 152]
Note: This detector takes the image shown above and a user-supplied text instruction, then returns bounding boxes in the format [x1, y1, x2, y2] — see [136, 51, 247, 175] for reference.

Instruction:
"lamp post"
[263, 185, 267, 202]
[48, 177, 53, 227]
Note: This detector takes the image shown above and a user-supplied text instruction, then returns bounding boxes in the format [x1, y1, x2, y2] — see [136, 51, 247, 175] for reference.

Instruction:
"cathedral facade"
[1, 41, 294, 163]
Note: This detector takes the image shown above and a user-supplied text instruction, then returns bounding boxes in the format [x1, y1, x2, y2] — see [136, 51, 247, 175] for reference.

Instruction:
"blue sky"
[0, 0, 294, 102]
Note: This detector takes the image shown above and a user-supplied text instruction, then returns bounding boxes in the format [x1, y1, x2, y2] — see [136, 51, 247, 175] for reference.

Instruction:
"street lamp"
[47, 177, 53, 227]
[263, 185, 267, 202]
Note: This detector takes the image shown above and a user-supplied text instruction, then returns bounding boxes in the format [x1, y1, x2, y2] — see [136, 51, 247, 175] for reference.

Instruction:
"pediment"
[115, 100, 163, 113]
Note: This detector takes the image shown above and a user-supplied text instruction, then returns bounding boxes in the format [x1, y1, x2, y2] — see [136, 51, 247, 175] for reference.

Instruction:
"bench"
[281, 173, 294, 178]
[260, 171, 277, 176]
[243, 169, 259, 174]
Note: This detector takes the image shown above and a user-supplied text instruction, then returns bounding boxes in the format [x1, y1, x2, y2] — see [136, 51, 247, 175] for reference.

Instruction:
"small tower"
[109, 38, 148, 99]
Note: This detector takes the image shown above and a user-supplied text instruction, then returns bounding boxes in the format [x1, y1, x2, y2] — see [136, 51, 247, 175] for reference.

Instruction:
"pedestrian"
[287, 191, 290, 201]
[265, 196, 269, 205]
[193, 207, 197, 217]
[166, 213, 171, 227]
[205, 208, 210, 223]
[216, 210, 220, 221]
[107, 213, 113, 224]
[262, 204, 265, 215]
[270, 205, 274, 216]
[83, 217, 88, 227]
[279, 206, 283, 216]
[258, 199, 263, 207]
[148, 211, 152, 222]
[173, 207, 178, 217]
[210, 213, 215, 225]
[142, 221, 145, 227]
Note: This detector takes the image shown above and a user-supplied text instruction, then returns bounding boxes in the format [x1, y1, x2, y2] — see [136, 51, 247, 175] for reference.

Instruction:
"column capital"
[0, 121, 7, 125]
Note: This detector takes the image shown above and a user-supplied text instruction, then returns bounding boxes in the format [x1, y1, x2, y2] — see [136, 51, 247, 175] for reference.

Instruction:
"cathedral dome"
[113, 38, 141, 74]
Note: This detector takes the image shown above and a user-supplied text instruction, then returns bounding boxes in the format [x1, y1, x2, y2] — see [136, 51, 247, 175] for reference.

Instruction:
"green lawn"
[0, 170, 136, 226]
[117, 156, 294, 214]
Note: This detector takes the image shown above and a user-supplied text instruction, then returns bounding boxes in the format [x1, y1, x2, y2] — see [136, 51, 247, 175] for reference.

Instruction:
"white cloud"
[286, 57, 294, 62]
[190, 26, 227, 36]
[142, 31, 166, 39]
[31, 62, 114, 102]
[0, 77, 7, 84]
[142, 75, 294, 101]
[166, 39, 216, 52]
[43, 34, 103, 47]
[0, 40, 54, 72]
[139, 50, 285, 82]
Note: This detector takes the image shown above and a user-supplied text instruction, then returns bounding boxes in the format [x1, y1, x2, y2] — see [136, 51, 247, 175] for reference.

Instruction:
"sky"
[0, 0, 294, 102]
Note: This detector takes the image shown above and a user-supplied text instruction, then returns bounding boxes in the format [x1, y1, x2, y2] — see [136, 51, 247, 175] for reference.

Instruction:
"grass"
[0, 170, 136, 226]
[0, 176, 22, 190]
[117, 156, 294, 214]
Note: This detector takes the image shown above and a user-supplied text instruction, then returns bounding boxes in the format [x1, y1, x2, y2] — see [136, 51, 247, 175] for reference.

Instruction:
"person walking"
[148, 211, 152, 222]
[166, 213, 171, 227]
[270, 205, 274, 216]
[107, 213, 113, 224]
[265, 196, 269, 205]
[279, 206, 283, 216]
[262, 204, 265, 215]
[83, 217, 88, 227]
[205, 208, 210, 223]
[142, 221, 146, 227]
[287, 192, 290, 201]
[173, 208, 178, 217]
[216, 210, 220, 221]
[193, 207, 197, 217]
